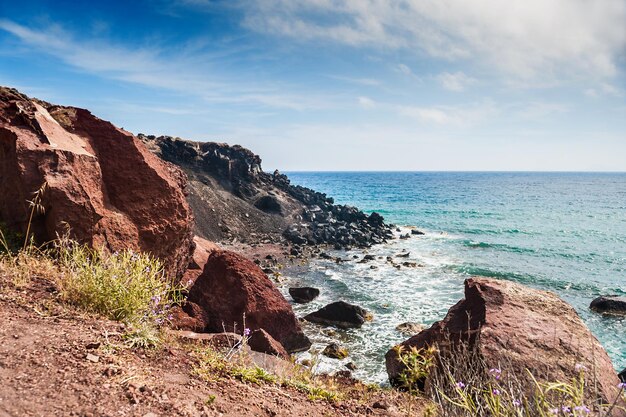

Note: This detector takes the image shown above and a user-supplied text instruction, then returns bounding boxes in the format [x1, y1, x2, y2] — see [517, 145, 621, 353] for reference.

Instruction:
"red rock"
[188, 250, 311, 353]
[247, 329, 289, 359]
[386, 277, 624, 407]
[0, 87, 193, 279]
[169, 301, 209, 332]
[181, 235, 219, 286]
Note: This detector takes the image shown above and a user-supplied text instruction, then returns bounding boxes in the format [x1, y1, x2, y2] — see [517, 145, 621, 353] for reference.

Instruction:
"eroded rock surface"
[187, 250, 311, 353]
[141, 135, 392, 248]
[385, 277, 623, 406]
[0, 87, 194, 279]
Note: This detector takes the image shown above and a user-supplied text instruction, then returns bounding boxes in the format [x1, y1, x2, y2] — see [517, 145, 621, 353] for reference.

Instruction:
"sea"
[280, 172, 626, 384]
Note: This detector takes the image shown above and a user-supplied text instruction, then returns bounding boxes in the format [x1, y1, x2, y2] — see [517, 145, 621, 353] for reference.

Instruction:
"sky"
[1, 0, 625, 171]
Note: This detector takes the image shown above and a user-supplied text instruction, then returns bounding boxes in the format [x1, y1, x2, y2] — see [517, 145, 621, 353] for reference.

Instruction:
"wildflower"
[151, 295, 161, 305]
[455, 381, 466, 389]
[575, 363, 587, 372]
[243, 328, 251, 337]
[489, 368, 502, 380]
[549, 408, 559, 415]
[512, 399, 521, 407]
[619, 382, 626, 390]
[562, 406, 571, 413]
[492, 389, 501, 396]
[574, 405, 591, 414]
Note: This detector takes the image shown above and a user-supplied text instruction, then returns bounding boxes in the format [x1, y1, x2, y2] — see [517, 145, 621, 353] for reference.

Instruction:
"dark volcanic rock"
[385, 277, 624, 406]
[188, 250, 311, 353]
[619, 368, 626, 383]
[288, 287, 320, 303]
[254, 194, 282, 214]
[141, 134, 392, 248]
[304, 301, 371, 329]
[0, 87, 194, 279]
[590, 295, 626, 315]
[247, 329, 289, 359]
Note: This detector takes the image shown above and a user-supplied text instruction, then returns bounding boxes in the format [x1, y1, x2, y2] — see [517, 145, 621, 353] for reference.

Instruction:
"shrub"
[54, 240, 180, 326]
[394, 342, 626, 417]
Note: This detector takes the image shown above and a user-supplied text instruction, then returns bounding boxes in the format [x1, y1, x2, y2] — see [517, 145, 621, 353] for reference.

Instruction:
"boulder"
[395, 322, 425, 336]
[304, 301, 372, 329]
[288, 287, 320, 303]
[590, 295, 626, 315]
[385, 277, 623, 405]
[254, 195, 282, 214]
[181, 235, 219, 286]
[169, 301, 209, 332]
[247, 329, 289, 359]
[322, 343, 349, 359]
[187, 250, 311, 353]
[0, 87, 193, 279]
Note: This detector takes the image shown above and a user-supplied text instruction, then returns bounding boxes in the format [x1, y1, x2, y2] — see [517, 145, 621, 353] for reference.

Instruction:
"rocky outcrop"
[141, 135, 392, 248]
[385, 277, 623, 405]
[0, 87, 194, 279]
[304, 301, 371, 329]
[247, 329, 289, 359]
[590, 295, 626, 315]
[322, 343, 349, 359]
[288, 287, 320, 303]
[187, 250, 311, 353]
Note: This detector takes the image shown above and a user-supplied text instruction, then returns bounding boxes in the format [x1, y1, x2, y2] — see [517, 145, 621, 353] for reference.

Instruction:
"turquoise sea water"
[282, 172, 626, 383]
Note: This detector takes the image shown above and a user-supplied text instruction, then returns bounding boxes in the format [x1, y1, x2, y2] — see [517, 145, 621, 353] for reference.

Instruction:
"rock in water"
[188, 250, 311, 353]
[395, 322, 425, 336]
[385, 277, 624, 406]
[0, 87, 193, 279]
[288, 287, 320, 303]
[590, 295, 626, 315]
[322, 343, 349, 359]
[304, 301, 371, 329]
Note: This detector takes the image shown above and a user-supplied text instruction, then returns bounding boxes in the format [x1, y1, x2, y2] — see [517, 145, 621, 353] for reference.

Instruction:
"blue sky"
[1, 0, 625, 171]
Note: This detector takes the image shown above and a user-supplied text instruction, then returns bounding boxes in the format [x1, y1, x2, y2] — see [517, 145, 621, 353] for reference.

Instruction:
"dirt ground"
[0, 275, 424, 417]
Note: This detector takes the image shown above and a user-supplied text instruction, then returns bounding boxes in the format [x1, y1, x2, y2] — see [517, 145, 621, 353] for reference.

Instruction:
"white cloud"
[437, 71, 476, 92]
[585, 82, 624, 98]
[358, 96, 375, 109]
[240, 0, 626, 80]
[0, 19, 337, 111]
[397, 64, 412, 76]
[399, 100, 498, 126]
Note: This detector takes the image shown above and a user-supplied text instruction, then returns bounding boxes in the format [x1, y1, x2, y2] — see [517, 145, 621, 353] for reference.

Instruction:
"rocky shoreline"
[2, 86, 625, 415]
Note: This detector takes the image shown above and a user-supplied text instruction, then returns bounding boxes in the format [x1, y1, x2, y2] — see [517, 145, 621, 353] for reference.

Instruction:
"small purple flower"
[151, 295, 161, 305]
[549, 408, 559, 415]
[492, 389, 501, 396]
[512, 399, 521, 407]
[574, 405, 590, 414]
[243, 328, 251, 337]
[562, 406, 571, 413]
[618, 382, 626, 389]
[455, 381, 466, 389]
[575, 363, 587, 372]
[489, 368, 502, 380]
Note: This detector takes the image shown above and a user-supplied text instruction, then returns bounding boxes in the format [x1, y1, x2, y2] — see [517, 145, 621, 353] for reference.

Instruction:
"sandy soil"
[0, 275, 424, 417]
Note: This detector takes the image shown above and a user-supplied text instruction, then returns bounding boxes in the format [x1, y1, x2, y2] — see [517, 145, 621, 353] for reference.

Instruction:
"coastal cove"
[283, 171, 626, 383]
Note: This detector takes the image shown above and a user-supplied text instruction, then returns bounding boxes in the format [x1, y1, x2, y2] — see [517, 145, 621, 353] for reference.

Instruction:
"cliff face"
[0, 87, 194, 279]
[141, 135, 392, 248]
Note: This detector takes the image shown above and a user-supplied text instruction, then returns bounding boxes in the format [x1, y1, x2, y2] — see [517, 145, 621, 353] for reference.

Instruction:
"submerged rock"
[385, 277, 624, 406]
[0, 87, 194, 279]
[590, 295, 626, 315]
[322, 343, 349, 359]
[395, 322, 425, 336]
[304, 301, 371, 329]
[288, 287, 320, 304]
[188, 250, 311, 353]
